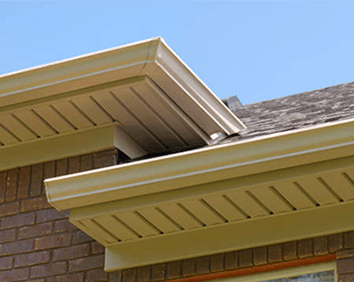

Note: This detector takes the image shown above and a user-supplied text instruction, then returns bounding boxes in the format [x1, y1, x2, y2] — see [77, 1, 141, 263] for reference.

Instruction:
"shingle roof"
[224, 81, 354, 143]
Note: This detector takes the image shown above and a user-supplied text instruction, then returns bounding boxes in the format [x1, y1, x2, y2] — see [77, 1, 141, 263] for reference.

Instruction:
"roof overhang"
[0, 37, 245, 171]
[45, 118, 354, 271]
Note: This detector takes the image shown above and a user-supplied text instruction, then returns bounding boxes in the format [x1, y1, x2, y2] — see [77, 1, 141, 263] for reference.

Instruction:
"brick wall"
[0, 149, 118, 282]
[0, 149, 353, 281]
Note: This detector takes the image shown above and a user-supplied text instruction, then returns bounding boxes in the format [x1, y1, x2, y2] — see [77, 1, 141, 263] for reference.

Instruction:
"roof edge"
[45, 117, 354, 210]
[0, 37, 161, 107]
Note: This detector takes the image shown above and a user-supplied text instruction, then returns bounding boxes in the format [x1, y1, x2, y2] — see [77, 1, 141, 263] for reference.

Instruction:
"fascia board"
[45, 118, 354, 210]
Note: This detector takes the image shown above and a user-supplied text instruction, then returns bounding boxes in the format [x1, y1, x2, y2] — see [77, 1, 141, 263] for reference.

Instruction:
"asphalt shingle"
[226, 81, 354, 142]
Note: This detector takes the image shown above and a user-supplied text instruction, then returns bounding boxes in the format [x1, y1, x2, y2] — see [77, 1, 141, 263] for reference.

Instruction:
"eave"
[45, 118, 354, 271]
[0, 37, 245, 171]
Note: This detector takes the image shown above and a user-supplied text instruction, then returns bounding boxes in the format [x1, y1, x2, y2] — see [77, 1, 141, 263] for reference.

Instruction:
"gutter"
[45, 117, 354, 211]
[0, 38, 158, 110]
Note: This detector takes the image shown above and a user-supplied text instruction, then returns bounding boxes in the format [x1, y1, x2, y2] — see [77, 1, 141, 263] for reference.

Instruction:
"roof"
[223, 81, 354, 143]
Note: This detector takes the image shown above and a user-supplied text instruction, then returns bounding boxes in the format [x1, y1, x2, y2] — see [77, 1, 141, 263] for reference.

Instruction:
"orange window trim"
[168, 254, 336, 282]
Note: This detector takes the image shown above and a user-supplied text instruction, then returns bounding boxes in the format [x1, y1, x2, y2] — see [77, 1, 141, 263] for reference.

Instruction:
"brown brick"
[54, 219, 77, 233]
[122, 268, 136, 282]
[337, 249, 354, 259]
[36, 208, 69, 223]
[80, 154, 93, 171]
[152, 263, 165, 281]
[239, 249, 253, 268]
[68, 156, 80, 174]
[17, 166, 30, 198]
[0, 171, 6, 203]
[344, 231, 354, 249]
[137, 265, 151, 282]
[0, 229, 16, 243]
[253, 246, 267, 266]
[110, 271, 122, 282]
[224, 251, 238, 270]
[196, 256, 209, 275]
[44, 161, 55, 179]
[314, 236, 328, 255]
[14, 251, 50, 267]
[1, 212, 35, 229]
[28, 280, 46, 282]
[68, 254, 104, 272]
[182, 258, 196, 277]
[72, 230, 93, 244]
[31, 262, 67, 278]
[0, 267, 29, 281]
[18, 222, 53, 239]
[298, 238, 313, 258]
[0, 239, 34, 255]
[339, 273, 354, 282]
[35, 233, 71, 250]
[166, 261, 180, 279]
[47, 273, 84, 282]
[86, 268, 108, 281]
[329, 233, 343, 253]
[30, 163, 43, 197]
[91, 241, 105, 254]
[283, 241, 297, 261]
[53, 244, 89, 261]
[20, 196, 51, 212]
[210, 253, 224, 272]
[268, 244, 282, 263]
[5, 168, 18, 202]
[93, 149, 117, 168]
[0, 201, 19, 217]
[0, 256, 13, 270]
[337, 258, 354, 274]
[56, 158, 68, 176]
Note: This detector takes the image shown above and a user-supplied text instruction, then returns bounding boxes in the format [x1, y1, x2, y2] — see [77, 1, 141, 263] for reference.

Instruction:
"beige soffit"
[45, 118, 354, 271]
[0, 37, 245, 169]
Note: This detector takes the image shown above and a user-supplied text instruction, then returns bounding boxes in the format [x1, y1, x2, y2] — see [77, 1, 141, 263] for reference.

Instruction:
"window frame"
[215, 261, 336, 282]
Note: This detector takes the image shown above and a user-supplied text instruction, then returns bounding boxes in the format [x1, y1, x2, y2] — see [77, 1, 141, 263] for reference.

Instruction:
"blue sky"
[1, 1, 353, 105]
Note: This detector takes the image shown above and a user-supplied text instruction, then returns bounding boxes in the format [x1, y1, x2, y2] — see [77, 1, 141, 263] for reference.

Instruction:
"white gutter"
[0, 38, 157, 107]
[0, 37, 245, 135]
[45, 117, 354, 211]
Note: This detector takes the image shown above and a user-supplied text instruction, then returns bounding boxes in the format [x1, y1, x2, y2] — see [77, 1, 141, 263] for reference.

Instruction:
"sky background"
[1, 1, 353, 105]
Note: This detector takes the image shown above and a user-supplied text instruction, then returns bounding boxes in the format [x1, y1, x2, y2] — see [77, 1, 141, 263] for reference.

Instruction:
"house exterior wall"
[0, 149, 118, 282]
[0, 150, 353, 281]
